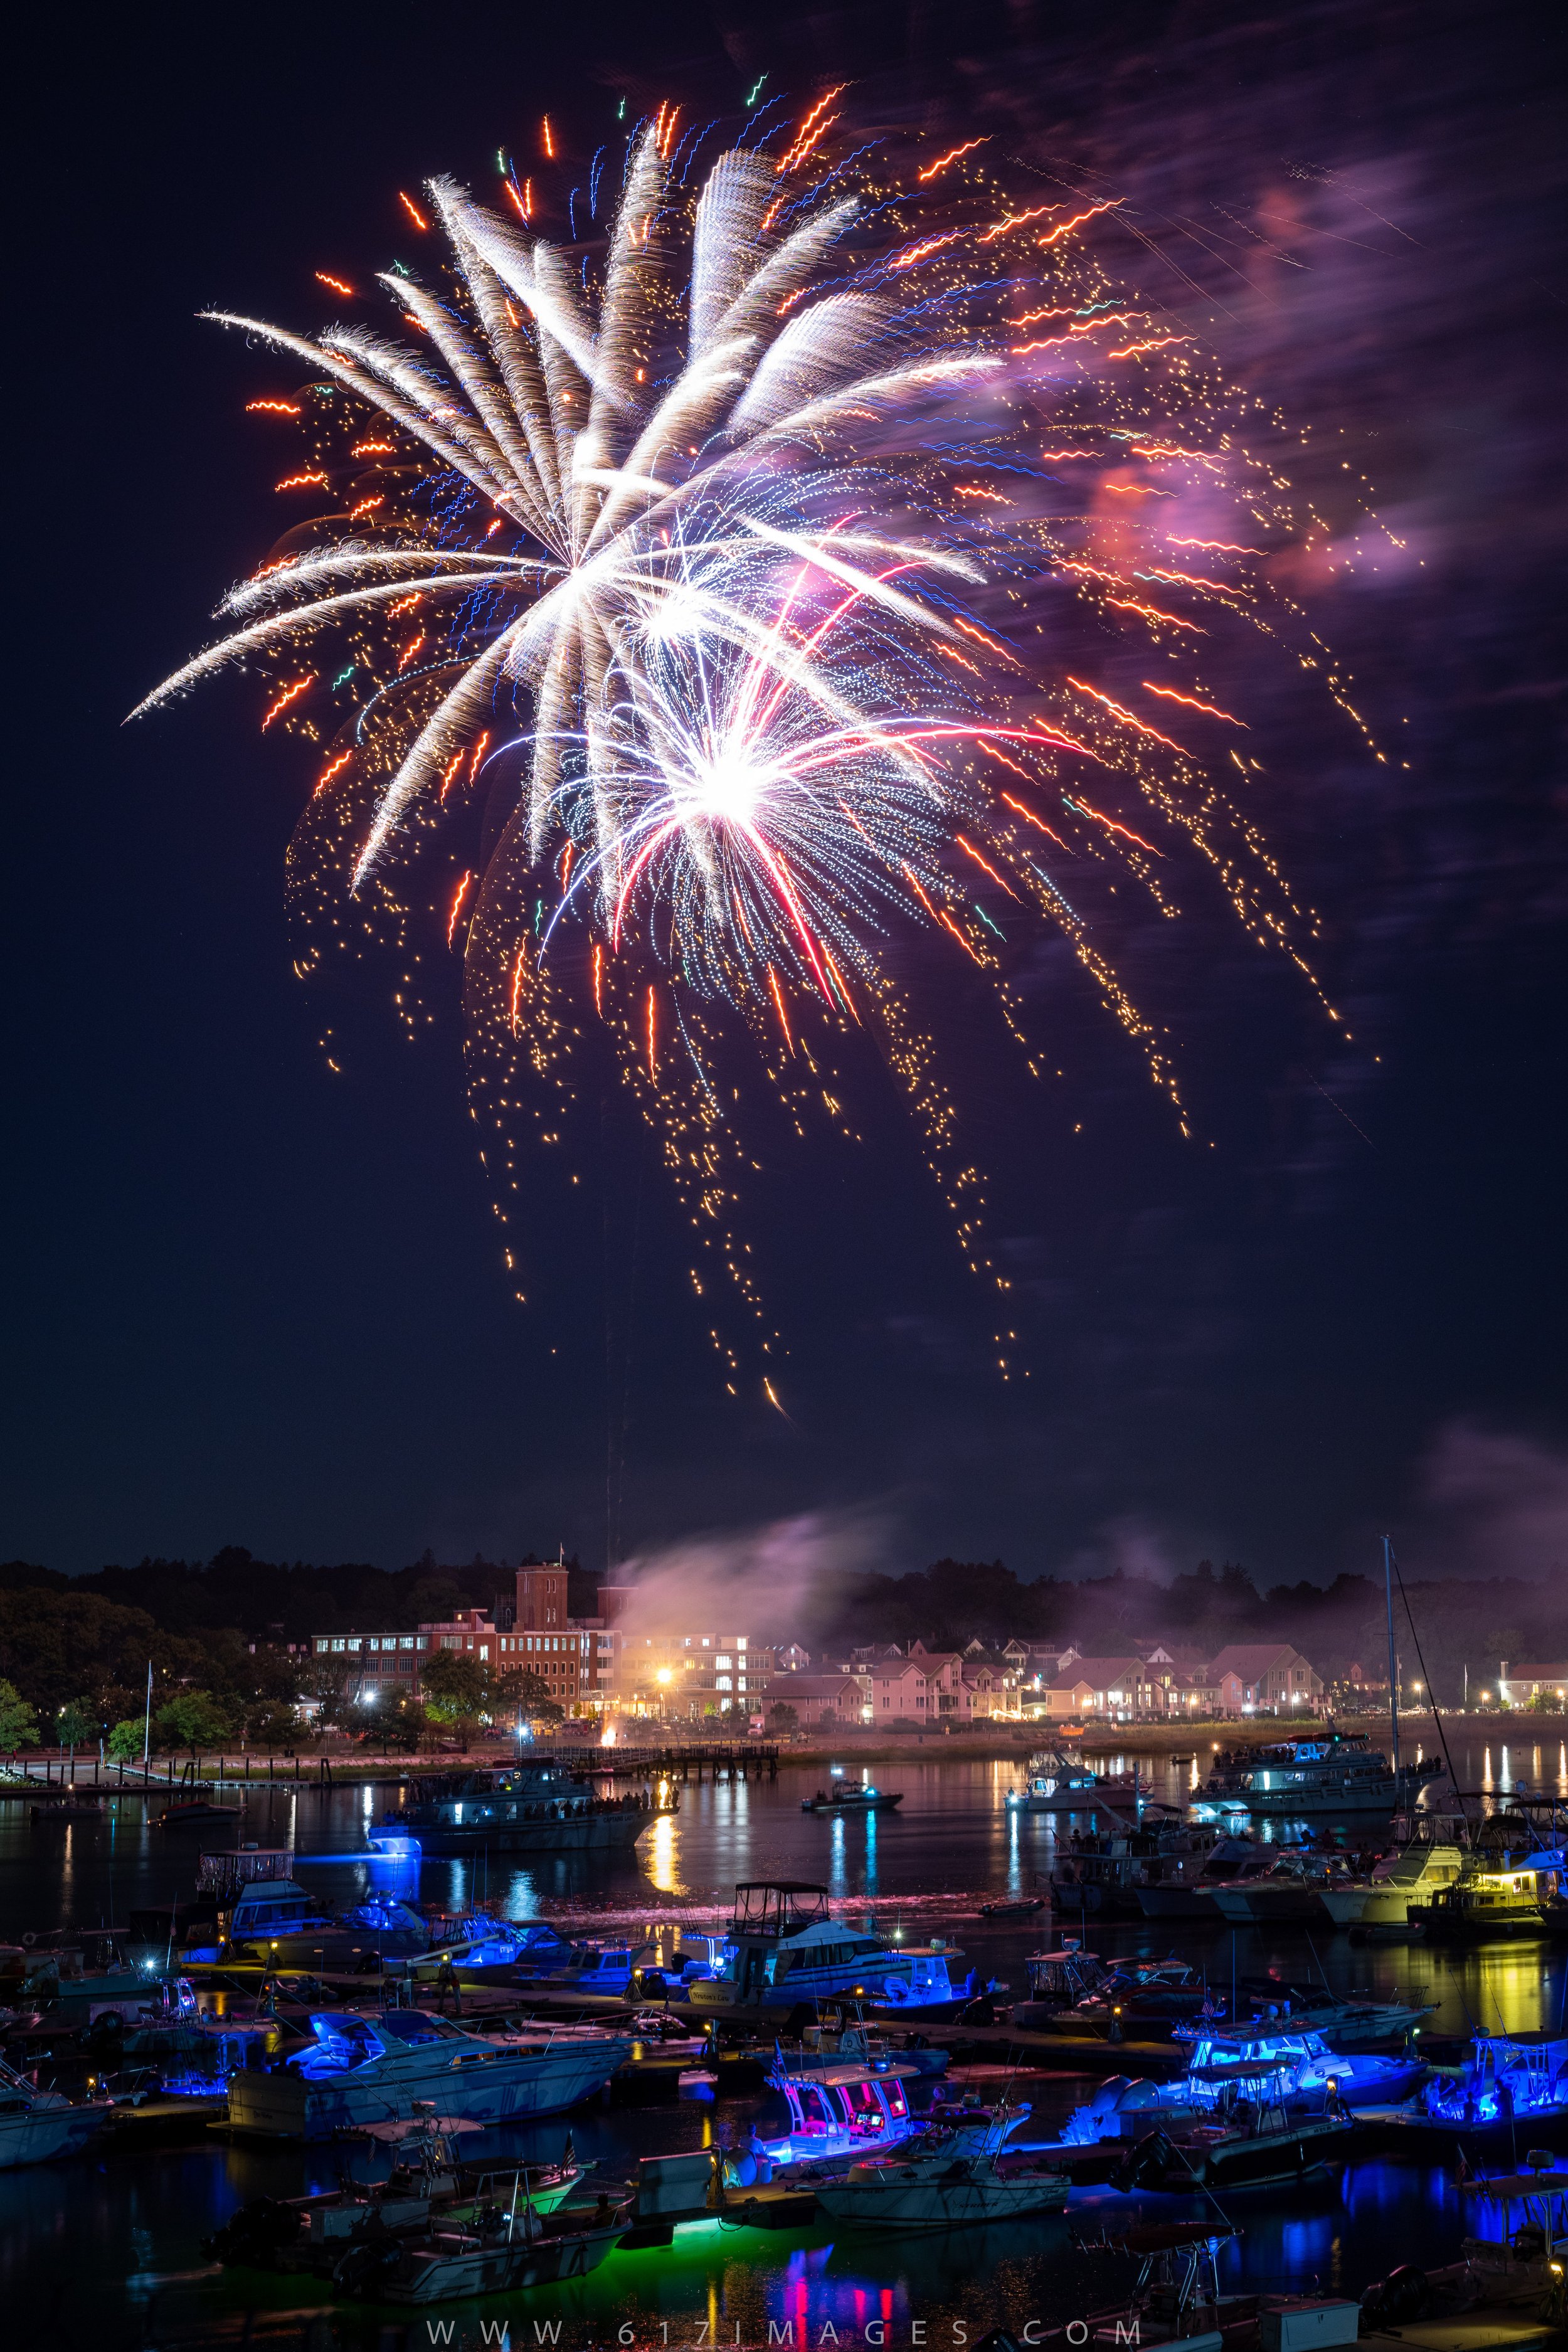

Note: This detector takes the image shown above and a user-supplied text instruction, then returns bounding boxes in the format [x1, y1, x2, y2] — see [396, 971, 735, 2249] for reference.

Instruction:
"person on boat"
[434, 1956, 462, 2016]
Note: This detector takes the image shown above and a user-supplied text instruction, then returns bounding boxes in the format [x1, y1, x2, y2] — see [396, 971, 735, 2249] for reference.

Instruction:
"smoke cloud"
[1414, 1420, 1568, 1583]
[608, 1509, 889, 1647]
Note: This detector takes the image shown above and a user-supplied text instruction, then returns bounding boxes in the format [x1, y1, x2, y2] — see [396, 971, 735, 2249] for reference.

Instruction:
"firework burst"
[136, 98, 1357, 1394]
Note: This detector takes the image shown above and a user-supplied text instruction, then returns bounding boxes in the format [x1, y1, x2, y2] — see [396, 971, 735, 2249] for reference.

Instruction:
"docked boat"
[0, 2053, 110, 2167]
[154, 1799, 242, 1828]
[342, 2203, 626, 2304]
[977, 1894, 1047, 1920]
[1320, 1823, 1466, 1929]
[179, 1850, 431, 1969]
[802, 1781, 903, 1814]
[755, 2048, 925, 2169]
[1415, 1811, 1564, 1940]
[1051, 1820, 1227, 1920]
[814, 2103, 1068, 2228]
[225, 2008, 634, 2138]
[1004, 1750, 1106, 1812]
[1208, 1855, 1336, 1925]
[1016, 1949, 1209, 2038]
[1196, 1728, 1443, 1816]
[1394, 2031, 1568, 2144]
[689, 1883, 977, 2014]
[378, 1757, 672, 1855]
[1057, 2019, 1419, 2153]
[208, 2116, 586, 2273]
[1133, 1836, 1269, 1922]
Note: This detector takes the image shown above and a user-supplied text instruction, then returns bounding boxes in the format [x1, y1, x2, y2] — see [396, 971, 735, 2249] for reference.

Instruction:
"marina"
[3, 1735, 1566, 2349]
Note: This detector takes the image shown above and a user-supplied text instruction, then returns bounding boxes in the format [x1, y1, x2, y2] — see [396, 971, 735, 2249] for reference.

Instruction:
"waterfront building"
[1497, 1659, 1568, 1705]
[1207, 1643, 1325, 1714]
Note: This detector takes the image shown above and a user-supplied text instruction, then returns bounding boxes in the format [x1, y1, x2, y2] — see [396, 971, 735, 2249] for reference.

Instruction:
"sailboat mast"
[1382, 1536, 1401, 1777]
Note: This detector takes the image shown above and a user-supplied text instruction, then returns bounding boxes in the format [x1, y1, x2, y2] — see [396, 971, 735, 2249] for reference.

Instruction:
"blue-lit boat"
[1056, 2020, 1422, 2149]
[1376, 2032, 1568, 2149]
[688, 1883, 977, 2014]
[225, 2008, 633, 2138]
[752, 2048, 926, 2170]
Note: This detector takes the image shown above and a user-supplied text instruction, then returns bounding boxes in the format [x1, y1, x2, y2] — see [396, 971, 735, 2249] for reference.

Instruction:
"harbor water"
[3, 1734, 1564, 2349]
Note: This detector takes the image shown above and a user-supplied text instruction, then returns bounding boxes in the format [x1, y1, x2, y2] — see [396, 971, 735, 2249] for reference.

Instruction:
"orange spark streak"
[396, 632, 425, 672]
[777, 85, 845, 175]
[1039, 448, 1099, 460]
[1069, 797, 1160, 855]
[246, 399, 300, 415]
[438, 752, 464, 800]
[558, 840, 575, 891]
[350, 439, 393, 455]
[918, 137, 987, 182]
[823, 948, 860, 1022]
[1167, 536, 1255, 551]
[1142, 682, 1246, 724]
[1066, 676, 1187, 753]
[955, 834, 1020, 898]
[901, 862, 940, 921]
[591, 943, 604, 1016]
[1009, 306, 1076, 329]
[886, 228, 967, 271]
[1108, 335, 1190, 361]
[1106, 596, 1205, 632]
[952, 613, 1015, 659]
[509, 944, 528, 1032]
[938, 644, 981, 675]
[645, 987, 657, 1079]
[467, 731, 490, 783]
[314, 271, 353, 296]
[953, 484, 1012, 502]
[398, 191, 428, 231]
[766, 965, 794, 1053]
[314, 751, 352, 795]
[1000, 792, 1070, 850]
[447, 871, 474, 946]
[541, 115, 554, 159]
[978, 203, 1057, 241]
[938, 908, 983, 962]
[347, 496, 383, 519]
[504, 178, 528, 221]
[982, 743, 1036, 782]
[1036, 198, 1124, 246]
[261, 675, 314, 729]
[274, 471, 326, 491]
[1140, 565, 1244, 596]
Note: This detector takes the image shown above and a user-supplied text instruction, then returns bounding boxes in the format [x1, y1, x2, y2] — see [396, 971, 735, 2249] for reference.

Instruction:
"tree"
[420, 1650, 492, 1747]
[494, 1665, 563, 1729]
[56, 1698, 95, 1757]
[765, 1700, 800, 1734]
[243, 1696, 299, 1754]
[155, 1690, 235, 1757]
[378, 1696, 432, 1753]
[0, 1678, 40, 1751]
[107, 1719, 147, 1764]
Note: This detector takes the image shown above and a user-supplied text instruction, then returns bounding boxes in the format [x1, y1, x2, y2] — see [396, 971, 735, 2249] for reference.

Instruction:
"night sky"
[7, 1, 1563, 1585]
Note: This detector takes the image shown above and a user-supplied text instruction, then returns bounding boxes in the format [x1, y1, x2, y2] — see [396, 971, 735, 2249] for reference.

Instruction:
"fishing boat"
[814, 2102, 1068, 2227]
[342, 2201, 627, 2304]
[754, 2048, 925, 2169]
[379, 1757, 672, 1855]
[1384, 2031, 1568, 2147]
[225, 2008, 634, 2138]
[208, 2116, 585, 2273]
[689, 1883, 977, 2014]
[0, 2053, 111, 2167]
[1004, 1750, 1106, 1812]
[801, 1779, 903, 1814]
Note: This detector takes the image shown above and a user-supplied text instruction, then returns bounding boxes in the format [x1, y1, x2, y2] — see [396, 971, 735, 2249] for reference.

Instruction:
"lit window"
[401, 1637, 415, 1650]
[716, 1656, 733, 1671]
[738, 1638, 747, 1651]
[331, 1640, 345, 1653]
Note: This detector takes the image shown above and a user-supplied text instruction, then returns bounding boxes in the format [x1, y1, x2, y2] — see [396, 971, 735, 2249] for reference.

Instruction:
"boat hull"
[815, 2172, 1069, 2227]
[226, 2039, 630, 2139]
[370, 2221, 620, 2304]
[0, 2099, 109, 2168]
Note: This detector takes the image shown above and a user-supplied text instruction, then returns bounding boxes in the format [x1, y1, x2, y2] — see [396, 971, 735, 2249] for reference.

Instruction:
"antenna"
[1382, 1537, 1400, 1776]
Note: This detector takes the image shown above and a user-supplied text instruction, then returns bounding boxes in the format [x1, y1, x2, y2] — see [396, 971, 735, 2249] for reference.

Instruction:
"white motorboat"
[690, 1882, 975, 2013]
[346, 2205, 625, 2303]
[755, 2051, 925, 2170]
[0, 2053, 110, 2167]
[1004, 1750, 1106, 1813]
[225, 2008, 633, 2139]
[814, 2106, 1068, 2228]
[1319, 1824, 1466, 1928]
